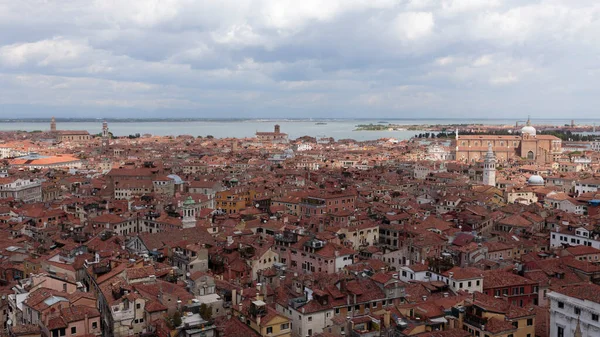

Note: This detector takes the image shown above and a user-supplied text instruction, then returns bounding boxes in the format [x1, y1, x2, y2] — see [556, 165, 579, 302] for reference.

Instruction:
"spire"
[574, 315, 582, 337]
[526, 115, 531, 126]
[455, 128, 459, 153]
[487, 142, 493, 154]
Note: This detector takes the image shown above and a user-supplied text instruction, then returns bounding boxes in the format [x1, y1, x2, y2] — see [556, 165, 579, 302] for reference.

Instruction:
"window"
[281, 323, 290, 330]
[308, 329, 312, 336]
[136, 303, 141, 309]
[558, 326, 564, 337]
[266, 327, 273, 334]
[308, 316, 313, 322]
[527, 318, 533, 326]
[92, 322, 98, 329]
[593, 314, 599, 321]
[575, 307, 581, 315]
[558, 301, 564, 309]
[512, 321, 518, 328]
[71, 327, 76, 335]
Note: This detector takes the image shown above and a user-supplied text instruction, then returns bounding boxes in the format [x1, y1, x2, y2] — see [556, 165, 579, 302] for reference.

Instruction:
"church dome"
[167, 174, 183, 184]
[528, 175, 544, 186]
[521, 117, 536, 136]
[521, 125, 536, 136]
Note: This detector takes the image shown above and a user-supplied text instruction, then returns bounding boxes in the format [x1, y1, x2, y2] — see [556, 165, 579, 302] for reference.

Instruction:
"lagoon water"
[1, 118, 599, 141]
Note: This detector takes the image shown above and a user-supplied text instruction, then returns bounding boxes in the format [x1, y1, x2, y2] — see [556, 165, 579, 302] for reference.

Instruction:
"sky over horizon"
[1, 0, 599, 119]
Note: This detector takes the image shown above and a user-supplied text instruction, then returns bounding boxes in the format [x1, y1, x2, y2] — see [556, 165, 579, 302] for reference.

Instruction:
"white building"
[0, 145, 28, 159]
[482, 143, 496, 186]
[435, 267, 484, 294]
[550, 225, 600, 249]
[296, 143, 313, 152]
[0, 177, 42, 203]
[426, 144, 451, 161]
[398, 265, 431, 283]
[413, 162, 446, 180]
[575, 179, 600, 197]
[549, 283, 600, 337]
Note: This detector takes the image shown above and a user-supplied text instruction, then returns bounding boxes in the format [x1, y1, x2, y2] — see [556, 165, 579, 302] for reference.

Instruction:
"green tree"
[199, 303, 213, 320]
[172, 311, 182, 328]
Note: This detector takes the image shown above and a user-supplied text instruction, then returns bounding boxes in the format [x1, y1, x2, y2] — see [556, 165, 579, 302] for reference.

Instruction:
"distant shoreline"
[3, 118, 600, 123]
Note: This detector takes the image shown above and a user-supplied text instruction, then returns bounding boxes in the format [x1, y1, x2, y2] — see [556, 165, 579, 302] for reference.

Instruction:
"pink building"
[274, 233, 355, 274]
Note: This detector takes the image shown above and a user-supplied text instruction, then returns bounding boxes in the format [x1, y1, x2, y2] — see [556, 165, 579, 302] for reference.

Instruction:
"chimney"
[383, 310, 391, 328]
[84, 314, 90, 335]
[422, 295, 427, 302]
[232, 289, 237, 307]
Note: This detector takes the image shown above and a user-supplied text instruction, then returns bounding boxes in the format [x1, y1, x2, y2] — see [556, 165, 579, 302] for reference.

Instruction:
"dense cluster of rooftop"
[0, 120, 600, 337]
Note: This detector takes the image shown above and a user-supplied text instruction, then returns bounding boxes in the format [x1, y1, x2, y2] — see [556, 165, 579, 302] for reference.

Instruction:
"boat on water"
[378, 121, 389, 124]
[315, 122, 328, 125]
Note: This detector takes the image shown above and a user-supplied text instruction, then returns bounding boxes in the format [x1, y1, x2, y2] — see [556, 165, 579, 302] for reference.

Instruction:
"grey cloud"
[0, 0, 600, 118]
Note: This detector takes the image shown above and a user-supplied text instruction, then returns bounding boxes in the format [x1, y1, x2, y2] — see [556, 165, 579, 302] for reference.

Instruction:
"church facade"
[453, 119, 562, 164]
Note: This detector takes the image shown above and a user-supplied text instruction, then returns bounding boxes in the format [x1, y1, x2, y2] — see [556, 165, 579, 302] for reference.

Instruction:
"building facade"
[548, 284, 600, 337]
[454, 118, 562, 164]
[0, 177, 42, 202]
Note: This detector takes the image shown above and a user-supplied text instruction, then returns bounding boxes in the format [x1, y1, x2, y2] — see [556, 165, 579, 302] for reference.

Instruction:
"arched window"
[527, 151, 534, 160]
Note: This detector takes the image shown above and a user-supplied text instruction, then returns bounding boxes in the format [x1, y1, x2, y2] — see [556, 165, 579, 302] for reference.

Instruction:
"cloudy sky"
[1, 0, 599, 119]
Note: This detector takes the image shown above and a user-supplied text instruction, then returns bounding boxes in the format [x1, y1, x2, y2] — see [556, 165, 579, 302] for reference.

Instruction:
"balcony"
[464, 312, 487, 331]
[173, 251, 191, 262]
[350, 331, 380, 337]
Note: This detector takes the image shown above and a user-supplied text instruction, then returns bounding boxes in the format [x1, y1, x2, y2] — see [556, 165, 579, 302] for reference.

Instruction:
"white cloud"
[441, 0, 501, 15]
[0, 1, 600, 117]
[392, 11, 435, 40]
[472, 55, 492, 67]
[435, 56, 455, 66]
[0, 37, 91, 67]
[490, 73, 518, 85]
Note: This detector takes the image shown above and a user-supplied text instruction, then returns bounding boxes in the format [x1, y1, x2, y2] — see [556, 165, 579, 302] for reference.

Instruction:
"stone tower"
[102, 121, 109, 149]
[182, 196, 197, 228]
[274, 124, 280, 134]
[50, 117, 56, 132]
[482, 143, 496, 186]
